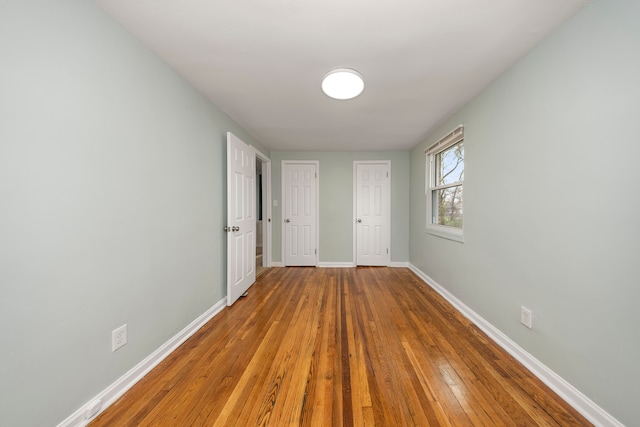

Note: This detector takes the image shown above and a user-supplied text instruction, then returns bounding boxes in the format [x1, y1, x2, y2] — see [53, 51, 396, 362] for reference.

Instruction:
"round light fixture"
[321, 68, 365, 100]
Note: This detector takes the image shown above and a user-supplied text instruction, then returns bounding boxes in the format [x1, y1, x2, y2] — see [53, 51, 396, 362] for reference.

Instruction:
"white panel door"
[355, 162, 390, 266]
[283, 162, 318, 266]
[226, 132, 256, 306]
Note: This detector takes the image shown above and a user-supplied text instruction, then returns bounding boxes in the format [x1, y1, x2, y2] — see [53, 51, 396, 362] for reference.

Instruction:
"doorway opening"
[256, 156, 270, 277]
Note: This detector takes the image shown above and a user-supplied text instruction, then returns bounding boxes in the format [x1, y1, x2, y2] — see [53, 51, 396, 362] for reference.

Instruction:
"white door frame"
[254, 148, 272, 268]
[281, 160, 319, 267]
[353, 160, 391, 266]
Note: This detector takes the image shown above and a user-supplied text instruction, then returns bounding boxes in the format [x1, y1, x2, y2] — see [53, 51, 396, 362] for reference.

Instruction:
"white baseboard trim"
[271, 262, 409, 268]
[407, 263, 622, 427]
[58, 297, 228, 427]
[318, 262, 355, 268]
[389, 261, 409, 267]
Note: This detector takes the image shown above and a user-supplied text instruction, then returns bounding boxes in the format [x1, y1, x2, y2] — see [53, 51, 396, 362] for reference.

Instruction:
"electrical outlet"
[112, 324, 127, 352]
[520, 306, 533, 329]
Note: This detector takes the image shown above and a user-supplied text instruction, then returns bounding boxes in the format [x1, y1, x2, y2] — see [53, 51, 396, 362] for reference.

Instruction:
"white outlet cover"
[112, 324, 127, 352]
[520, 307, 533, 329]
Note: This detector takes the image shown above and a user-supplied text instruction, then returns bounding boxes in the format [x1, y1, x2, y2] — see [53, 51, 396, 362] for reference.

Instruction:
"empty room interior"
[1, 0, 638, 426]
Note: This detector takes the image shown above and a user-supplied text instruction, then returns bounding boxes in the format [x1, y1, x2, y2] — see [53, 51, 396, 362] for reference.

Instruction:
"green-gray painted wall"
[0, 1, 268, 425]
[409, 0, 639, 424]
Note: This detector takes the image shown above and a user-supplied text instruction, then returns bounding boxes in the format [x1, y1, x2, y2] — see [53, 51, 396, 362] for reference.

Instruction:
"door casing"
[255, 150, 272, 269]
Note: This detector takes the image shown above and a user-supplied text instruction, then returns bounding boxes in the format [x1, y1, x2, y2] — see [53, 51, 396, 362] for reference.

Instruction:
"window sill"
[426, 225, 464, 243]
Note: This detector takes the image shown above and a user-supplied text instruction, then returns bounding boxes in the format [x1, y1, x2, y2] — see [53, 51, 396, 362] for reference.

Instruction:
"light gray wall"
[0, 1, 267, 425]
[271, 151, 410, 264]
[409, 0, 639, 424]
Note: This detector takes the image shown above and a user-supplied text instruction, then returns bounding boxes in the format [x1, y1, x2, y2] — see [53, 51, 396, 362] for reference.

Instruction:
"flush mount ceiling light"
[321, 68, 365, 100]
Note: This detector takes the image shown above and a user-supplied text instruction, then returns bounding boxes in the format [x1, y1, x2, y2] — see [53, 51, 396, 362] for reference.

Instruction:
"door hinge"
[386, 248, 389, 254]
[315, 249, 317, 255]
[387, 172, 389, 178]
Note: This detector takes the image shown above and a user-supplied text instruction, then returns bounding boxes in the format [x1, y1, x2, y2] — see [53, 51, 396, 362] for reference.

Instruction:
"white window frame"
[425, 125, 464, 243]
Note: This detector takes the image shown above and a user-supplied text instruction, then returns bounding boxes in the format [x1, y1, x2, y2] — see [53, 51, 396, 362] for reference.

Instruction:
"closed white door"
[226, 132, 256, 306]
[283, 162, 318, 266]
[355, 162, 390, 266]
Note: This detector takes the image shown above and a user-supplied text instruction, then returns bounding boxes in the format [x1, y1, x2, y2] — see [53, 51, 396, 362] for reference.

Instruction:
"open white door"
[355, 161, 390, 266]
[226, 132, 256, 306]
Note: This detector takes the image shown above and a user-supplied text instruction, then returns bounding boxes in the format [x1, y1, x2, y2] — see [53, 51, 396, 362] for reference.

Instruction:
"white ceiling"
[96, 0, 587, 152]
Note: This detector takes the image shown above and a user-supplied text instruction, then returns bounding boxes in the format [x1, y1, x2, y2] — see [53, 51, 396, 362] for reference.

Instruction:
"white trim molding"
[408, 263, 623, 427]
[253, 147, 272, 269]
[389, 261, 409, 268]
[318, 262, 355, 268]
[58, 298, 228, 427]
[271, 261, 284, 267]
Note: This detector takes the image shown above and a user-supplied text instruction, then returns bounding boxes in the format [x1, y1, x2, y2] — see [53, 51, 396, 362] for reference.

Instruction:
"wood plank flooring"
[90, 267, 591, 426]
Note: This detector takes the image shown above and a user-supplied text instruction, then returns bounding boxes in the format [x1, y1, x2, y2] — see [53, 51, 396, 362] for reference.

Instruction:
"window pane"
[436, 142, 464, 186]
[433, 185, 463, 228]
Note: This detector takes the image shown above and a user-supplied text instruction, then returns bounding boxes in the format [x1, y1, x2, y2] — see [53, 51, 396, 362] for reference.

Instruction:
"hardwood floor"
[256, 246, 268, 278]
[90, 267, 591, 426]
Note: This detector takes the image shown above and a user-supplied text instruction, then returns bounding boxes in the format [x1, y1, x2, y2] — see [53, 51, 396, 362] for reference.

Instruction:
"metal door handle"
[285, 219, 290, 223]
[357, 219, 362, 223]
[224, 226, 231, 232]
[232, 226, 240, 232]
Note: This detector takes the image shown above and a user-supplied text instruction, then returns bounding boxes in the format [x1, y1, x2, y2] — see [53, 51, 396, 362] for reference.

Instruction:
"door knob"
[224, 226, 231, 232]
[285, 219, 291, 223]
[357, 219, 362, 223]
[232, 226, 240, 232]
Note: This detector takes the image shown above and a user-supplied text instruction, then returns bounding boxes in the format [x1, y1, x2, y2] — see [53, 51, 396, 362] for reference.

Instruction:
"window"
[425, 125, 464, 242]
